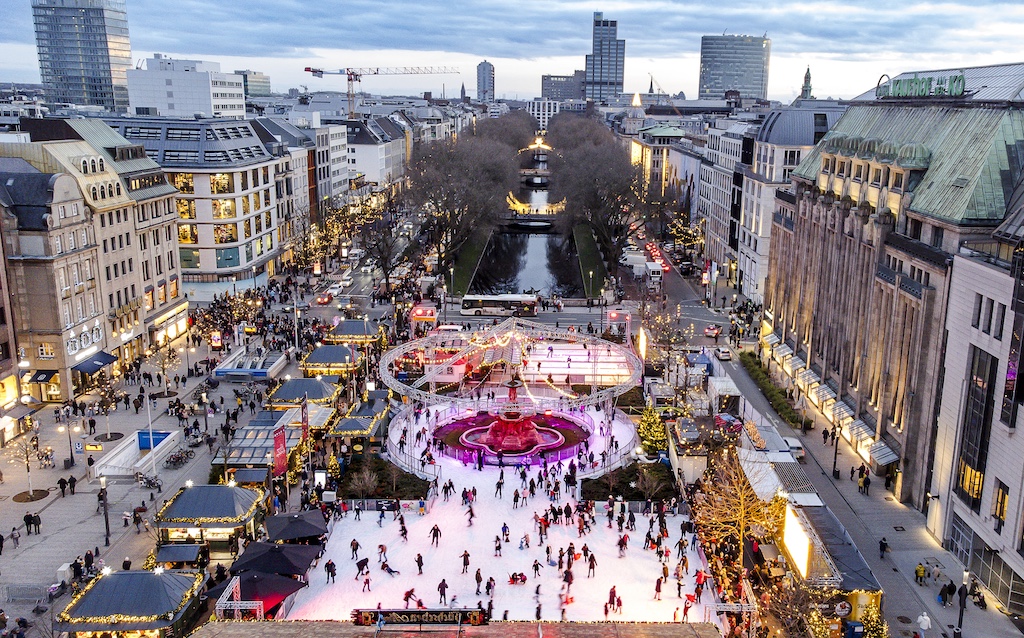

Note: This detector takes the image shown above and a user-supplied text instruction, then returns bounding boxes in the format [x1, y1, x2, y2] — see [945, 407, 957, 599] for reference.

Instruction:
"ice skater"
[355, 558, 369, 579]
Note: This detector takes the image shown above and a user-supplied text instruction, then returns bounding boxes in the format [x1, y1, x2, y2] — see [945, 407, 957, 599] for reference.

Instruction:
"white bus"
[460, 294, 539, 317]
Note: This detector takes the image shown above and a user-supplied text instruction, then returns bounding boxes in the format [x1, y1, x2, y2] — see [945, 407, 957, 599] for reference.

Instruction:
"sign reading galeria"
[876, 71, 966, 99]
[352, 609, 487, 626]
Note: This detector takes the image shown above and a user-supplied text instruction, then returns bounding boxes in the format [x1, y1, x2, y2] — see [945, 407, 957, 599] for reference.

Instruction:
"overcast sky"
[2, 0, 1024, 102]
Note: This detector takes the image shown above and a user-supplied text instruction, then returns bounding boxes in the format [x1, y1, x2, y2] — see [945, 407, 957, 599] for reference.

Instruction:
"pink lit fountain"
[458, 379, 564, 456]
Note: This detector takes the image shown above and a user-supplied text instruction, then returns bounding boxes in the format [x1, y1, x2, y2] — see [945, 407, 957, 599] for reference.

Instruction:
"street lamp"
[99, 476, 111, 546]
[57, 423, 81, 467]
[294, 308, 301, 351]
[588, 270, 593, 304]
[448, 267, 454, 322]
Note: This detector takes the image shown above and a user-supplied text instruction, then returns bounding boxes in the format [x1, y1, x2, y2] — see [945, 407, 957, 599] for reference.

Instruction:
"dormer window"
[97, 158, 104, 172]
[91, 186, 98, 200]
[892, 172, 904, 191]
[81, 160, 88, 174]
[90, 159, 97, 173]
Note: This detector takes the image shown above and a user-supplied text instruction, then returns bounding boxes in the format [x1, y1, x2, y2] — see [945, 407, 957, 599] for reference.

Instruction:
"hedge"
[738, 351, 813, 430]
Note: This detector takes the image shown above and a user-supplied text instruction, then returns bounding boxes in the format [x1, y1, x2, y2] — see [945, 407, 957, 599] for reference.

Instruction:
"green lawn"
[452, 226, 492, 296]
[573, 224, 608, 297]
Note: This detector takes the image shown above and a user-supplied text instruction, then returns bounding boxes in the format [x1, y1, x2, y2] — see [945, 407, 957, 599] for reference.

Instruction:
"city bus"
[460, 294, 539, 317]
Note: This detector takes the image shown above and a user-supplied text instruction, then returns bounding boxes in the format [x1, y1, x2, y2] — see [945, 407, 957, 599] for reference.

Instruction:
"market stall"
[155, 484, 265, 559]
[300, 345, 363, 377]
[53, 570, 204, 638]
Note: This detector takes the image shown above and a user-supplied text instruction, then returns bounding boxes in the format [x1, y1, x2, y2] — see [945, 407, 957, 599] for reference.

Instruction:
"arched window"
[97, 158, 104, 172]
[81, 160, 89, 174]
[99, 185, 106, 199]
[91, 186, 98, 200]
[90, 159, 97, 173]
[115, 183, 121, 196]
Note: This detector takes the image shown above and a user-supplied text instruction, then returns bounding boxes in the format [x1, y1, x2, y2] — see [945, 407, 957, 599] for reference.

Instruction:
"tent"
[230, 542, 320, 576]
[205, 571, 307, 611]
[265, 510, 328, 542]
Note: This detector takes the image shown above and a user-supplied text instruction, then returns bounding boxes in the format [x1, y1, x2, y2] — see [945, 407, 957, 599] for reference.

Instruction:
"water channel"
[468, 141, 585, 298]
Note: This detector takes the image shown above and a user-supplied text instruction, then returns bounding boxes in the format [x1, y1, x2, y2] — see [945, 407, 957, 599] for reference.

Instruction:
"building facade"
[234, 70, 272, 98]
[698, 35, 771, 101]
[736, 103, 844, 303]
[0, 159, 104, 402]
[542, 71, 585, 101]
[477, 61, 495, 103]
[104, 117, 289, 300]
[31, 0, 131, 112]
[526, 99, 560, 130]
[584, 12, 625, 103]
[127, 54, 245, 119]
[763, 64, 1024, 510]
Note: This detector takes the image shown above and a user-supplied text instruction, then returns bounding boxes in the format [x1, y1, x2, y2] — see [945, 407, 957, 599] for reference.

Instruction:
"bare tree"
[635, 465, 669, 501]
[359, 218, 403, 296]
[384, 461, 404, 493]
[4, 438, 42, 500]
[349, 467, 380, 500]
[690, 448, 785, 571]
[473, 111, 539, 150]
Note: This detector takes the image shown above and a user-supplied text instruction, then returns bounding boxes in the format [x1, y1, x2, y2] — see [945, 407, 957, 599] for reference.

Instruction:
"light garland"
[155, 486, 265, 525]
[57, 571, 204, 626]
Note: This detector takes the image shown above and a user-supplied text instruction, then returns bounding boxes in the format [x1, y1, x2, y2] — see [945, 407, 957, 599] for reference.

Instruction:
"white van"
[782, 436, 805, 460]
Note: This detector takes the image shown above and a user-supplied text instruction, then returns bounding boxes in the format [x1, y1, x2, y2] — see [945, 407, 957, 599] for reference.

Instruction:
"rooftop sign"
[875, 72, 965, 99]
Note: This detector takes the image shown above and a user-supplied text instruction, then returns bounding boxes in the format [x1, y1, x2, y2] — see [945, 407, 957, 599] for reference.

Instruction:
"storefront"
[149, 300, 190, 348]
[22, 369, 62, 403]
[53, 570, 205, 638]
[155, 484, 265, 559]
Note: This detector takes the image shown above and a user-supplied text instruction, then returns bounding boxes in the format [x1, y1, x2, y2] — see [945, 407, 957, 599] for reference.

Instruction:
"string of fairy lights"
[56, 571, 205, 626]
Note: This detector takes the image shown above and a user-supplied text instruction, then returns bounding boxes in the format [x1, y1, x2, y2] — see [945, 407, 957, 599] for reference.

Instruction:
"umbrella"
[265, 510, 328, 542]
[229, 542, 320, 576]
[206, 571, 306, 610]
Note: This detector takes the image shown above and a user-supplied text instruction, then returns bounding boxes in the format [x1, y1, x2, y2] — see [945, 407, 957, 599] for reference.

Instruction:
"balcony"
[775, 189, 797, 205]
[875, 264, 897, 285]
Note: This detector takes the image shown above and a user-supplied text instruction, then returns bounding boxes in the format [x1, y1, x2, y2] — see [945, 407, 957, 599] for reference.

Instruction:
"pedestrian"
[122, 557, 131, 570]
[133, 510, 143, 534]
[822, 429, 828, 445]
[858, 475, 864, 493]
[916, 611, 931, 637]
[915, 563, 926, 585]
[863, 475, 871, 495]
[9, 527, 19, 548]
[31, 513, 40, 534]
[850, 466, 856, 481]
[0, 530, 4, 555]
[878, 537, 889, 560]
[438, 579, 448, 604]
[931, 565, 942, 585]
[68, 475, 77, 494]
[325, 559, 336, 583]
[58, 477, 68, 497]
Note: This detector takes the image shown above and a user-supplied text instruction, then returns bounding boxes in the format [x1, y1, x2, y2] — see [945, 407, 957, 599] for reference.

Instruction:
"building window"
[38, 343, 55, 359]
[178, 224, 198, 244]
[214, 224, 238, 244]
[994, 480, 1009, 534]
[212, 199, 236, 219]
[995, 304, 1006, 341]
[973, 293, 983, 328]
[144, 290, 153, 311]
[179, 248, 200, 269]
[983, 298, 995, 334]
[177, 199, 195, 219]
[210, 173, 234, 194]
[171, 173, 194, 194]
[954, 345, 1000, 513]
[909, 218, 923, 240]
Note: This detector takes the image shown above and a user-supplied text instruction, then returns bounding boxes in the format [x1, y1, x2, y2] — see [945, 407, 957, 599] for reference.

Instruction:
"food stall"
[53, 570, 204, 638]
[154, 484, 265, 559]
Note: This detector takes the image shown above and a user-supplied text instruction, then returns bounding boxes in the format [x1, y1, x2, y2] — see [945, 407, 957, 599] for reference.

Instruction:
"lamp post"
[600, 290, 606, 334]
[831, 425, 841, 480]
[448, 267, 454, 322]
[588, 270, 594, 306]
[294, 308, 301, 351]
[99, 476, 110, 546]
[58, 423, 81, 467]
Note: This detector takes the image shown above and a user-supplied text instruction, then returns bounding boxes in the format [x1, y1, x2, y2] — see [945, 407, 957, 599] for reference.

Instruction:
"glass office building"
[584, 12, 625, 103]
[698, 35, 771, 101]
[32, 0, 132, 113]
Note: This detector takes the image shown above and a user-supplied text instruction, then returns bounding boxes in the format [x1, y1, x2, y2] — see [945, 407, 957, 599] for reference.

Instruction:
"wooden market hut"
[155, 484, 265, 558]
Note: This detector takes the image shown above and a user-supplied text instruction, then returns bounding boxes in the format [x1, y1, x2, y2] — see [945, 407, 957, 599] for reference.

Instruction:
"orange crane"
[304, 66, 459, 118]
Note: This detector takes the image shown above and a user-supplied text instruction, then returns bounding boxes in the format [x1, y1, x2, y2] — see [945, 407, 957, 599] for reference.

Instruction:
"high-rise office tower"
[698, 35, 771, 101]
[31, 0, 132, 112]
[477, 60, 495, 102]
[584, 12, 625, 102]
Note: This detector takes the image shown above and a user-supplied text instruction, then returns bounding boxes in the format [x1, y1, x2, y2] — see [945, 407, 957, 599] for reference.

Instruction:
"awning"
[831, 401, 855, 422]
[762, 333, 781, 346]
[155, 544, 203, 564]
[815, 384, 837, 402]
[870, 439, 900, 466]
[2, 404, 34, 420]
[72, 351, 117, 375]
[797, 368, 820, 386]
[773, 344, 793, 359]
[788, 356, 807, 372]
[848, 419, 873, 441]
[26, 370, 58, 384]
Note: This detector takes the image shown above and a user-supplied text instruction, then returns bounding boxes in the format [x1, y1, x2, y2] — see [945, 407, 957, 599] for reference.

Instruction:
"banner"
[210, 330, 223, 351]
[273, 425, 287, 477]
[301, 395, 309, 441]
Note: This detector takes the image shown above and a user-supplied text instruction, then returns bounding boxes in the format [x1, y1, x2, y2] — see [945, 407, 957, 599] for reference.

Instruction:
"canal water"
[469, 232, 583, 297]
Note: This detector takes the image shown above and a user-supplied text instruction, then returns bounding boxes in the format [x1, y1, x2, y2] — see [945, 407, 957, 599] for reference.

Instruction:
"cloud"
[3, 0, 1024, 101]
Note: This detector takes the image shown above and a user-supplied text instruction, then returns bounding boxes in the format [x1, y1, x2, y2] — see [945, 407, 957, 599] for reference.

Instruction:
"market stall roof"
[801, 506, 882, 592]
[265, 510, 329, 542]
[155, 485, 263, 529]
[230, 542, 321, 576]
[325, 319, 380, 343]
[229, 467, 270, 485]
[737, 448, 824, 507]
[302, 345, 361, 367]
[155, 544, 203, 564]
[205, 571, 307, 611]
[54, 570, 204, 632]
[271, 378, 337, 403]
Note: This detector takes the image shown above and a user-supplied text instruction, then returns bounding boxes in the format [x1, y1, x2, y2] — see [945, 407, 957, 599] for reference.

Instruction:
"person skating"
[415, 553, 424, 575]
[355, 557, 370, 579]
[494, 536, 502, 557]
[362, 575, 372, 592]
[466, 505, 475, 526]
[475, 569, 483, 594]
[429, 525, 441, 546]
[378, 544, 388, 562]
[533, 560, 542, 578]
[378, 510, 386, 527]
[608, 586, 616, 607]
[437, 579, 448, 605]
[324, 559, 336, 583]
[461, 550, 471, 573]
[351, 539, 361, 559]
[588, 553, 597, 577]
[403, 589, 416, 609]
[654, 577, 663, 600]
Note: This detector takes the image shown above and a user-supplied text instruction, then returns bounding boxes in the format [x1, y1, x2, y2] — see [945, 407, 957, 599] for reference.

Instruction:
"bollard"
[95, 545, 100, 557]
[150, 491, 155, 501]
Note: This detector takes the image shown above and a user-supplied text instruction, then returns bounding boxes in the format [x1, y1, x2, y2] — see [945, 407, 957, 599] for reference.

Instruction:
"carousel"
[378, 317, 643, 476]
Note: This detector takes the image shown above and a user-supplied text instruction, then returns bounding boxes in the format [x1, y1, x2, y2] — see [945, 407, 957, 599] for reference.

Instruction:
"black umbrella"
[265, 510, 328, 542]
[229, 542, 320, 576]
[205, 571, 306, 610]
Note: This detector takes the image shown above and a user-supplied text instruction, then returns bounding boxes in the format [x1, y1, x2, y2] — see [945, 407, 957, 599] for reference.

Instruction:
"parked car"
[714, 347, 732, 361]
[316, 291, 333, 305]
[704, 324, 723, 338]
[782, 437, 806, 460]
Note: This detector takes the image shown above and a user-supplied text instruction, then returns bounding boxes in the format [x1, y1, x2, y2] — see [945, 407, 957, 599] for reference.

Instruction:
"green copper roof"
[794, 104, 1024, 225]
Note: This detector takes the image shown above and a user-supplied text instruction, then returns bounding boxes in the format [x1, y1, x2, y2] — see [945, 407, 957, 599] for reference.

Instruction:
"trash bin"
[63, 458, 73, 470]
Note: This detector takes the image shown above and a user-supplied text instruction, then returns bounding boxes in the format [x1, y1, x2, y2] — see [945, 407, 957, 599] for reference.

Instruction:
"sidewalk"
[0, 330, 303, 623]
[726, 361, 1021, 637]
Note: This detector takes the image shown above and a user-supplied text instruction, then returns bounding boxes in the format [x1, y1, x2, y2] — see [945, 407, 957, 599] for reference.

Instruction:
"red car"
[316, 292, 333, 305]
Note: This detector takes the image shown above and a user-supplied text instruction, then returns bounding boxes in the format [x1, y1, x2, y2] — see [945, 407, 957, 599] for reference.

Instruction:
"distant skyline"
[4, 1, 1024, 102]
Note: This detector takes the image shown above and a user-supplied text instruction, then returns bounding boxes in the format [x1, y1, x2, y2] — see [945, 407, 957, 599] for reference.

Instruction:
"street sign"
[74, 442, 84, 454]
[85, 443, 103, 452]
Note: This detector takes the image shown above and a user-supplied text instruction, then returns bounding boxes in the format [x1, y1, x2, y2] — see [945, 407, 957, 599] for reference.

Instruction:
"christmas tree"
[859, 603, 889, 638]
[327, 453, 341, 479]
[637, 404, 668, 453]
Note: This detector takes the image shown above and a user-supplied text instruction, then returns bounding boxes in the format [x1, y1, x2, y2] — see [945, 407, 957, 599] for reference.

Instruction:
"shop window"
[144, 290, 153, 311]
[172, 173, 194, 194]
[214, 224, 238, 244]
[212, 199, 236, 219]
[158, 284, 166, 304]
[210, 173, 234, 195]
[169, 279, 178, 299]
[178, 224, 198, 244]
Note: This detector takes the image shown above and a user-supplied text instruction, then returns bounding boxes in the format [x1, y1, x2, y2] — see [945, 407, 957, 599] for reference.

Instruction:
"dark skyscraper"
[698, 34, 771, 101]
[584, 11, 625, 103]
[31, 0, 132, 112]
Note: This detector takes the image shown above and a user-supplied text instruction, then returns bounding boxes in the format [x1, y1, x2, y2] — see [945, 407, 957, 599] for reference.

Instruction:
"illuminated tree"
[691, 448, 785, 572]
[859, 603, 890, 638]
[764, 581, 840, 638]
[637, 405, 668, 453]
[327, 454, 341, 479]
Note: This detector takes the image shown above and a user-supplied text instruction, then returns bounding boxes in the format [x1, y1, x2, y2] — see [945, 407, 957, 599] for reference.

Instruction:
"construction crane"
[304, 66, 459, 118]
[649, 73, 685, 118]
